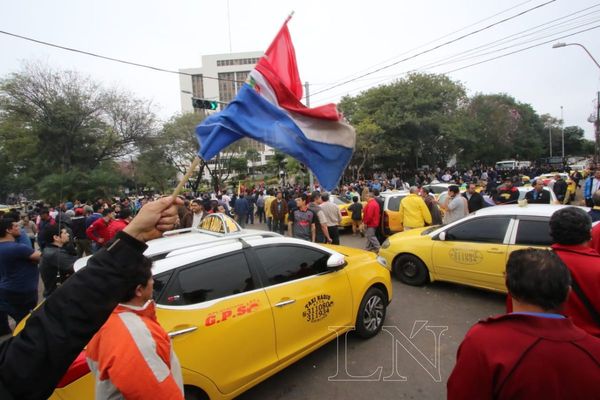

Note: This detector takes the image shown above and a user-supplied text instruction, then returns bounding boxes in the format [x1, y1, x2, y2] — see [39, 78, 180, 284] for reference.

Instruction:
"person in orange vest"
[86, 256, 184, 399]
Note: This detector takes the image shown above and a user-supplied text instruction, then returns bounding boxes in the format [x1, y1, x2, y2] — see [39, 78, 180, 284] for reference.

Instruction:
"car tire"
[393, 254, 429, 286]
[354, 287, 387, 339]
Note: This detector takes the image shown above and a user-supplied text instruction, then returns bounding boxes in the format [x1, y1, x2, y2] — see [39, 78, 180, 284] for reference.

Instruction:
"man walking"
[86, 256, 184, 399]
[552, 174, 568, 204]
[319, 193, 342, 245]
[233, 193, 249, 228]
[363, 192, 381, 252]
[86, 208, 115, 252]
[270, 191, 288, 235]
[461, 183, 486, 212]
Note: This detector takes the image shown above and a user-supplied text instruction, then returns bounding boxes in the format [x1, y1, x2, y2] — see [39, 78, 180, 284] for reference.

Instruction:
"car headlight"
[381, 239, 390, 249]
[376, 255, 388, 268]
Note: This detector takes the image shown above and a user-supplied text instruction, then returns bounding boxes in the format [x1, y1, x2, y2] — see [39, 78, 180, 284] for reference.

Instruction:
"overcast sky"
[2, 0, 599, 141]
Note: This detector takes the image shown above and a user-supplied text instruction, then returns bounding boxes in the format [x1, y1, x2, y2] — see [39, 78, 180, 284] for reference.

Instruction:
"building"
[179, 51, 262, 114]
[179, 51, 275, 182]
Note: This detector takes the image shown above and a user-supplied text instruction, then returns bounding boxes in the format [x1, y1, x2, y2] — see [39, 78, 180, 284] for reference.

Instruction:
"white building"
[179, 51, 262, 113]
[179, 51, 274, 182]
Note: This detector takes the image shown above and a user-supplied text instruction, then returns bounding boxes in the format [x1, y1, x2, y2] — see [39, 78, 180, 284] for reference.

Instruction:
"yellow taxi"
[40, 214, 392, 399]
[378, 204, 573, 293]
[380, 190, 410, 235]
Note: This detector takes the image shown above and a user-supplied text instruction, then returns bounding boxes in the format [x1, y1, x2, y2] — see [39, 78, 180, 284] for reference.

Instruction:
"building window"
[218, 72, 236, 103]
[216, 57, 261, 67]
[191, 75, 204, 98]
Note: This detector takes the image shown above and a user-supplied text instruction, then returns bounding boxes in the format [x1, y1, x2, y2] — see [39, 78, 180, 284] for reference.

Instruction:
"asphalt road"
[237, 227, 505, 400]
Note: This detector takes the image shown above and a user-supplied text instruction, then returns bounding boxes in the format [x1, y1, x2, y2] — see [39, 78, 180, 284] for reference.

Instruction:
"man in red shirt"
[106, 209, 132, 242]
[86, 208, 115, 251]
[548, 207, 600, 337]
[363, 192, 381, 252]
[448, 248, 600, 399]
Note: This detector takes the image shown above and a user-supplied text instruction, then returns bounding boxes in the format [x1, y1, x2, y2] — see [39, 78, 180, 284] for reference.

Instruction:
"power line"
[0, 29, 246, 84]
[313, 0, 537, 93]
[442, 24, 600, 74]
[310, 0, 556, 97]
[311, 5, 600, 103]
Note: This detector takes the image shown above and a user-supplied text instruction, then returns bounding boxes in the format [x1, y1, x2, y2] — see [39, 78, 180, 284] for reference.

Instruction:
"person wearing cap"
[494, 177, 519, 205]
[524, 179, 551, 204]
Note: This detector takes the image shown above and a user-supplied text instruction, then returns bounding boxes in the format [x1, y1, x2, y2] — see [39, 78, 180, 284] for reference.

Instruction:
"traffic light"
[192, 98, 219, 110]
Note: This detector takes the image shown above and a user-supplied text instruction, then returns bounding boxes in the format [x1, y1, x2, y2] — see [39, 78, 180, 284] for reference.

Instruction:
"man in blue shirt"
[0, 218, 41, 335]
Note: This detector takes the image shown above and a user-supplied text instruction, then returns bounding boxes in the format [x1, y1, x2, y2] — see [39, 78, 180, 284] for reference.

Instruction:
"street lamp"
[552, 42, 600, 69]
[552, 42, 600, 166]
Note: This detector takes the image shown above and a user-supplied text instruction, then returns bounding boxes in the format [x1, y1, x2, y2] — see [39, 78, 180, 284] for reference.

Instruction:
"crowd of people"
[1, 163, 600, 398]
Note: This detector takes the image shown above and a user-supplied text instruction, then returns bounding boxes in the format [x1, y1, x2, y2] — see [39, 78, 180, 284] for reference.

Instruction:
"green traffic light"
[210, 101, 218, 110]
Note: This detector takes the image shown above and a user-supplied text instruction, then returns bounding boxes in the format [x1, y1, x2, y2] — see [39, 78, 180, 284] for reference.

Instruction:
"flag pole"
[172, 156, 200, 200]
[285, 11, 294, 23]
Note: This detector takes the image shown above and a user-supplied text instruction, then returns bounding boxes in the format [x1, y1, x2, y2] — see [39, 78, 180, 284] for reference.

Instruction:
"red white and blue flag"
[195, 18, 356, 190]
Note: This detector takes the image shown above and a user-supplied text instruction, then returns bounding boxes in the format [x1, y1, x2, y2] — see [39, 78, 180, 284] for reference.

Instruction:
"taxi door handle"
[275, 299, 296, 307]
[168, 326, 198, 338]
[487, 248, 504, 254]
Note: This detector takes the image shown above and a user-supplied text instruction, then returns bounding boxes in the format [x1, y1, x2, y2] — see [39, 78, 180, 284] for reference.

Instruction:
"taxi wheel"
[184, 386, 209, 400]
[355, 287, 387, 339]
[393, 254, 429, 286]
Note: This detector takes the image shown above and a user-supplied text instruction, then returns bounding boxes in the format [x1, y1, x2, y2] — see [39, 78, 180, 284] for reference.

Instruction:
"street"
[237, 227, 505, 400]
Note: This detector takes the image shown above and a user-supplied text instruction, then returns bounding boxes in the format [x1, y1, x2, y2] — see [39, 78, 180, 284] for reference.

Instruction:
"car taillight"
[56, 351, 90, 388]
[341, 209, 348, 216]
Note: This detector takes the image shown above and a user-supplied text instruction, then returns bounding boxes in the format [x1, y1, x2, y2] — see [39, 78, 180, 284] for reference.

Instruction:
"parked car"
[380, 190, 410, 236]
[378, 204, 579, 293]
[25, 213, 392, 400]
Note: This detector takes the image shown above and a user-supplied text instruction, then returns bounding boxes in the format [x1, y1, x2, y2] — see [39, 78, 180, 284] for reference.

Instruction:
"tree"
[134, 147, 178, 194]
[0, 62, 157, 200]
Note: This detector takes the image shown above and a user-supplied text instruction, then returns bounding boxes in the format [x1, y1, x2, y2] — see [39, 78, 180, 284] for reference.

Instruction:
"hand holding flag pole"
[171, 156, 200, 200]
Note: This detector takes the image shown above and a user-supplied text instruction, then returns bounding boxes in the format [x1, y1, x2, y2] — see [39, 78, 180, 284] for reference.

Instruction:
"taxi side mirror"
[438, 231, 446, 241]
[326, 254, 347, 269]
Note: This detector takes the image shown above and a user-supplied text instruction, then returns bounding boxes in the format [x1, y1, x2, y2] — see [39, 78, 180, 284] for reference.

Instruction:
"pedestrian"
[398, 186, 432, 230]
[182, 199, 207, 228]
[589, 190, 600, 223]
[37, 208, 56, 250]
[448, 248, 600, 399]
[552, 174, 568, 204]
[86, 256, 184, 399]
[309, 192, 330, 243]
[348, 196, 364, 236]
[39, 224, 77, 298]
[318, 193, 342, 245]
[71, 207, 92, 257]
[18, 214, 37, 248]
[270, 191, 288, 235]
[245, 190, 256, 225]
[256, 191, 265, 223]
[264, 189, 275, 231]
[86, 208, 115, 252]
[288, 194, 316, 241]
[363, 192, 381, 252]
[525, 179, 551, 204]
[0, 217, 42, 335]
[584, 170, 600, 207]
[461, 183, 486, 212]
[494, 177, 519, 205]
[233, 193, 249, 228]
[106, 208, 133, 241]
[441, 185, 469, 224]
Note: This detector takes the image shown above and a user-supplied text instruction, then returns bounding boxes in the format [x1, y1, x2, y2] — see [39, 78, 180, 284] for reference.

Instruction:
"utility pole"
[305, 81, 315, 190]
[596, 91, 600, 166]
[561, 105, 564, 160]
[549, 124, 552, 158]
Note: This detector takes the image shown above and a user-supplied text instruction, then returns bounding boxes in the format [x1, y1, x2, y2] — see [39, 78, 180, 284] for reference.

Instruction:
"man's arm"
[0, 197, 181, 400]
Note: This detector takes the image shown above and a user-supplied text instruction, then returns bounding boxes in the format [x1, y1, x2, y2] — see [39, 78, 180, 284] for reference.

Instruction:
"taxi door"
[250, 244, 354, 362]
[154, 251, 278, 395]
[431, 216, 514, 292]
[385, 195, 406, 234]
[506, 217, 553, 258]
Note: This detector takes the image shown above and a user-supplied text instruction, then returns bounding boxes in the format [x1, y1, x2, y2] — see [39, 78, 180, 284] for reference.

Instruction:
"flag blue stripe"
[196, 84, 352, 190]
